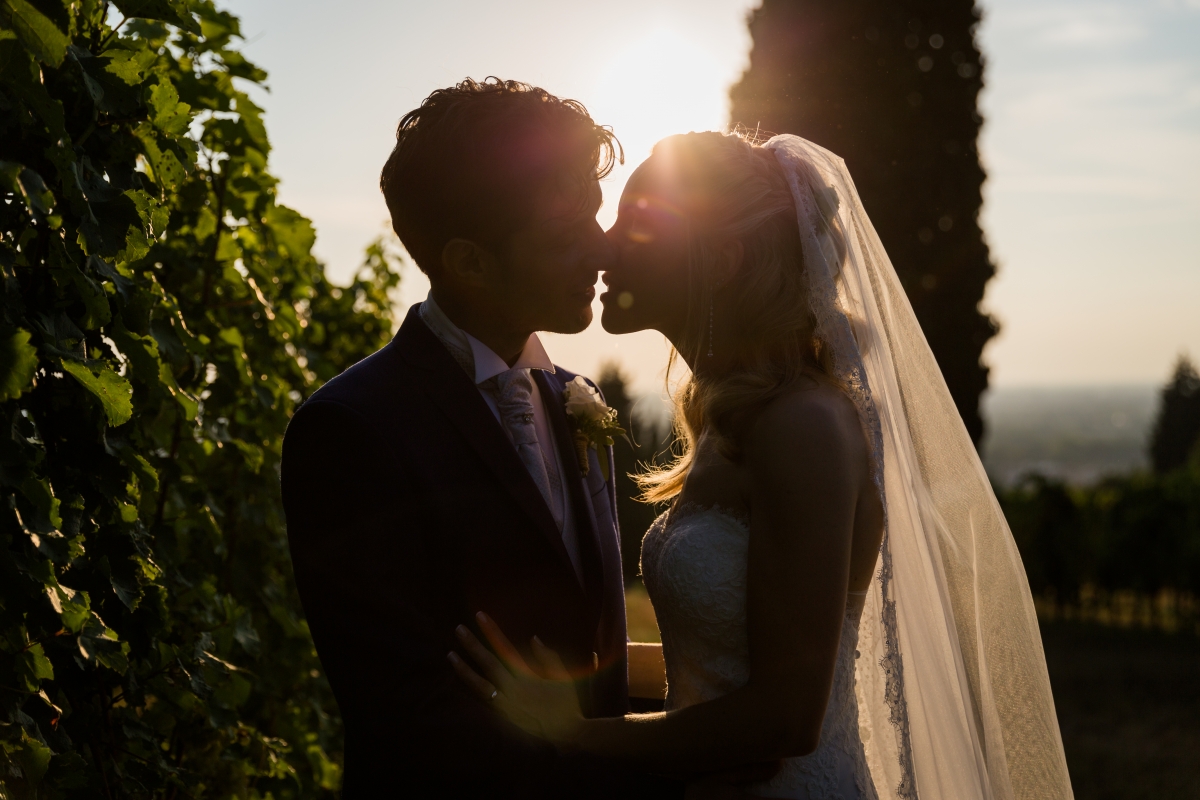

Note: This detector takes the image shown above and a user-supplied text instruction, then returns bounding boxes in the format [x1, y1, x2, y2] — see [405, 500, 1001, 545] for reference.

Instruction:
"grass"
[1041, 620, 1200, 799]
[625, 589, 1200, 797]
[625, 582, 660, 644]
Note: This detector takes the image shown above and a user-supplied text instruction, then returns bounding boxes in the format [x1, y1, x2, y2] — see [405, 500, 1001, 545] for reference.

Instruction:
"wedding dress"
[635, 136, 1073, 800]
[642, 504, 878, 799]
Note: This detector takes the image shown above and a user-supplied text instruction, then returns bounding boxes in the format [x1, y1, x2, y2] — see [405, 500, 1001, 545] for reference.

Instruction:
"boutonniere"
[563, 376, 627, 479]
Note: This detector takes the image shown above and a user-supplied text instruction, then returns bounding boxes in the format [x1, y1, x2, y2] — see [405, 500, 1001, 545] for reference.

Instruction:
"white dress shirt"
[419, 292, 584, 582]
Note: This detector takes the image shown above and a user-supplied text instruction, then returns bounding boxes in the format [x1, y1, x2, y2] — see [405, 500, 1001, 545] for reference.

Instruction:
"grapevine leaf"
[0, 161, 56, 221]
[90, 254, 133, 301]
[101, 41, 158, 85]
[18, 476, 62, 533]
[33, 311, 85, 348]
[147, 79, 191, 135]
[76, 618, 130, 674]
[44, 583, 92, 633]
[49, 242, 111, 328]
[0, 326, 38, 401]
[14, 643, 56, 690]
[1, 0, 69, 67]
[0, 39, 66, 136]
[9, 731, 53, 787]
[60, 359, 134, 426]
[0, 0, 404, 791]
[136, 125, 191, 190]
[111, 570, 142, 610]
[110, 313, 164, 388]
[111, 0, 201, 35]
[59, 589, 91, 633]
[66, 45, 106, 106]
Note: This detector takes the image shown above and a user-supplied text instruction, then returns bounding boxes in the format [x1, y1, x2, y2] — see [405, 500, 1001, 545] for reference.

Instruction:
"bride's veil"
[763, 134, 1073, 800]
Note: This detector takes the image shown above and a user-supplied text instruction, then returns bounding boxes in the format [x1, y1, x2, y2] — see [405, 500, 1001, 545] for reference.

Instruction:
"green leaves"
[76, 617, 130, 674]
[47, 584, 92, 633]
[0, 162, 56, 224]
[111, 316, 198, 419]
[0, 1, 400, 796]
[111, 0, 201, 35]
[59, 360, 134, 426]
[147, 78, 191, 135]
[13, 644, 55, 691]
[101, 42, 158, 86]
[3, 729, 53, 789]
[18, 476, 61, 534]
[0, 0, 68, 67]
[0, 327, 38, 402]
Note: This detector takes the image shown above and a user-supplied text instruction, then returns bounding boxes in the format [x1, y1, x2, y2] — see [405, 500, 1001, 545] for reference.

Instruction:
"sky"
[230, 0, 1199, 397]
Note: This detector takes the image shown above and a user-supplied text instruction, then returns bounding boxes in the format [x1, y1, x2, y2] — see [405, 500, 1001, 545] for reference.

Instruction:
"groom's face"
[491, 176, 611, 335]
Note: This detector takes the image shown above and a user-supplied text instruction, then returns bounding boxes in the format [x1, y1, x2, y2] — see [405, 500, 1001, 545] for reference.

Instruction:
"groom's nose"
[585, 221, 616, 273]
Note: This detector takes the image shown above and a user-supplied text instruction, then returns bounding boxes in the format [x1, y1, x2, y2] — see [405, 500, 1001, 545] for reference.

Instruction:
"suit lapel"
[536, 370, 606, 623]
[394, 309, 577, 576]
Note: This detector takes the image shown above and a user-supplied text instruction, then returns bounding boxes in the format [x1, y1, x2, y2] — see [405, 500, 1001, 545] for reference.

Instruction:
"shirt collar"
[420, 290, 555, 384]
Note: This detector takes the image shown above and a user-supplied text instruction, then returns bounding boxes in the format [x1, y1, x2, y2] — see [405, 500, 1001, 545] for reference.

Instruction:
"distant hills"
[982, 385, 1158, 487]
[629, 383, 1161, 489]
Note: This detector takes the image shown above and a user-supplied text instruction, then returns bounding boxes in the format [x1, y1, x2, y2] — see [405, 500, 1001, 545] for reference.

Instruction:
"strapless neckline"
[641, 504, 878, 799]
[664, 502, 870, 613]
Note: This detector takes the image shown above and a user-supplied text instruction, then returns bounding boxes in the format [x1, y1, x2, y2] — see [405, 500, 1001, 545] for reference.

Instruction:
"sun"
[588, 28, 731, 225]
[542, 27, 733, 399]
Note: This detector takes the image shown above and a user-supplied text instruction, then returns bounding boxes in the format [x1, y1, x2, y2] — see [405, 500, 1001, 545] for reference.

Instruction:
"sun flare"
[589, 28, 731, 224]
[540, 27, 735, 399]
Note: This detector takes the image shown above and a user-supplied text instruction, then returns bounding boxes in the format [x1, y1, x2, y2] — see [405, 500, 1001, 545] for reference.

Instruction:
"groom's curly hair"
[380, 77, 622, 275]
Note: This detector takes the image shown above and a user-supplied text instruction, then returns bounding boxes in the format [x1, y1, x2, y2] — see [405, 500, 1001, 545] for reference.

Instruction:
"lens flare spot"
[618, 291, 635, 309]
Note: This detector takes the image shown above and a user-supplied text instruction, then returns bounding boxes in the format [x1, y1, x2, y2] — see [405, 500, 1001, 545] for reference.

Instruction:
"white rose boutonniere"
[563, 376, 627, 479]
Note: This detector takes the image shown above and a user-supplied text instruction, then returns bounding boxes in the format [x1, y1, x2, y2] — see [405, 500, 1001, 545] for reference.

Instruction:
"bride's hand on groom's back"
[448, 611, 585, 745]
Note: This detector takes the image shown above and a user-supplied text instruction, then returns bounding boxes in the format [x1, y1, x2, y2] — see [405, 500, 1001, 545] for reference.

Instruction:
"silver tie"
[488, 369, 565, 530]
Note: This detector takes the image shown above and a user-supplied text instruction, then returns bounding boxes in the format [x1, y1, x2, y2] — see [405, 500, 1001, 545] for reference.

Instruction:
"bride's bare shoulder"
[742, 383, 867, 476]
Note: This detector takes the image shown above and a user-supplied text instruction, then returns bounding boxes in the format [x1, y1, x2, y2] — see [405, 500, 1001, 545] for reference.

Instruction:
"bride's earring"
[707, 296, 714, 358]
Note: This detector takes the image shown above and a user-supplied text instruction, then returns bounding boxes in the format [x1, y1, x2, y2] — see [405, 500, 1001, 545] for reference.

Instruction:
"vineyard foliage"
[0, 1, 400, 796]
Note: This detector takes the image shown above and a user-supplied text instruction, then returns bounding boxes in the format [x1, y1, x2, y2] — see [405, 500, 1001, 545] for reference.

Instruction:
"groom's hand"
[448, 612, 586, 744]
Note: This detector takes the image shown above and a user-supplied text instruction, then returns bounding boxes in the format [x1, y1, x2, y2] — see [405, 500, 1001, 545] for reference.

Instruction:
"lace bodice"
[641, 505, 878, 800]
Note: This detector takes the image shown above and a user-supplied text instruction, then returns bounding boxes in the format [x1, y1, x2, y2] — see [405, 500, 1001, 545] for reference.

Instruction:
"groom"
[281, 79, 681, 797]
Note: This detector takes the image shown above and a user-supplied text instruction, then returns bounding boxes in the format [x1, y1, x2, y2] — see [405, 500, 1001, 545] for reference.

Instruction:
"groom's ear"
[441, 238, 499, 288]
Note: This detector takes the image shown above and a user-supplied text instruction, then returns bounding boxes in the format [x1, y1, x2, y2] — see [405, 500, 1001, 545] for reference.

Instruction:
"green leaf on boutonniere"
[563, 375, 628, 479]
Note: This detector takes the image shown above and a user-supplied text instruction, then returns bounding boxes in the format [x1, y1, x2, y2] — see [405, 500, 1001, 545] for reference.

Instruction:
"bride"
[449, 132, 1073, 800]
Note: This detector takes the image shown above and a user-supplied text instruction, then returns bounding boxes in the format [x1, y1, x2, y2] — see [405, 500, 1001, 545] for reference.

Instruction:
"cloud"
[984, 2, 1147, 47]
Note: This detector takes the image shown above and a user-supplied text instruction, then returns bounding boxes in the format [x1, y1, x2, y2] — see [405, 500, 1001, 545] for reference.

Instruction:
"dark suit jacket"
[281, 305, 680, 798]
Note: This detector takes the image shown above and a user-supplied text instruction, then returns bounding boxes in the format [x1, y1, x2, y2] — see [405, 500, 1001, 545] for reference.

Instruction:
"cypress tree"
[730, 0, 997, 444]
[1149, 356, 1200, 474]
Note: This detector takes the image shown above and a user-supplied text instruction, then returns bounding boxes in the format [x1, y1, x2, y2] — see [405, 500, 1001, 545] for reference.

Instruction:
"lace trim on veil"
[765, 138, 917, 800]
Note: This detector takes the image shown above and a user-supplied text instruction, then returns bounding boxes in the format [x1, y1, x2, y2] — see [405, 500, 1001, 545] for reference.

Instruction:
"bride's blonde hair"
[637, 131, 847, 503]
